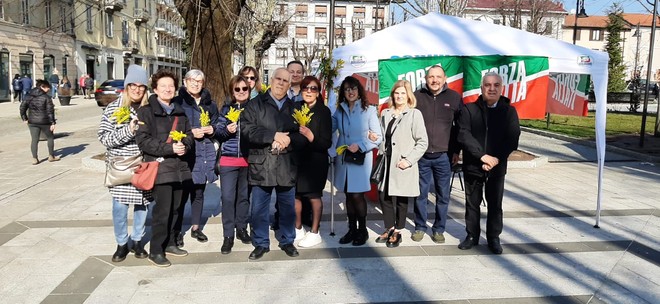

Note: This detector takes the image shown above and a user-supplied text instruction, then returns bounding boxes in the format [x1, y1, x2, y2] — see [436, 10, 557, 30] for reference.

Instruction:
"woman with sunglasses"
[294, 76, 332, 248]
[172, 69, 222, 246]
[216, 76, 253, 254]
[238, 66, 263, 99]
[333, 76, 383, 246]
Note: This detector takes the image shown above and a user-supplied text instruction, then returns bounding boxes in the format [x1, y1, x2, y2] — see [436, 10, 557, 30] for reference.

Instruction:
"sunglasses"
[344, 86, 358, 92]
[234, 86, 249, 93]
[244, 76, 257, 81]
[303, 86, 319, 93]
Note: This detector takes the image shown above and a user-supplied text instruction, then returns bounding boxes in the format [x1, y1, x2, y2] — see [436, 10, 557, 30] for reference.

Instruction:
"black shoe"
[236, 228, 252, 244]
[221, 237, 234, 255]
[279, 244, 300, 257]
[338, 229, 355, 244]
[148, 253, 171, 267]
[352, 229, 368, 246]
[458, 235, 479, 250]
[111, 244, 129, 262]
[386, 231, 402, 248]
[165, 245, 188, 257]
[488, 238, 503, 255]
[175, 231, 184, 248]
[191, 229, 209, 243]
[249, 246, 270, 260]
[133, 241, 148, 259]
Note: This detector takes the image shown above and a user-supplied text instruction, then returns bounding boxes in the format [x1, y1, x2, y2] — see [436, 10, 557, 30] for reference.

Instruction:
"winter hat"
[124, 64, 149, 87]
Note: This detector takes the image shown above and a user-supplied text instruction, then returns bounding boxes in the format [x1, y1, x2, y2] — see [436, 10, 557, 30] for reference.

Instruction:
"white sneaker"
[298, 231, 322, 248]
[295, 227, 306, 241]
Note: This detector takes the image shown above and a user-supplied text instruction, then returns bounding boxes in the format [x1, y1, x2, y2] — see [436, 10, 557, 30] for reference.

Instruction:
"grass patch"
[520, 112, 659, 139]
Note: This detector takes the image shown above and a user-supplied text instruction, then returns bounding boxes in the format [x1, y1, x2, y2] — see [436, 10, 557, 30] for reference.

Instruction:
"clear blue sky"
[565, 0, 653, 15]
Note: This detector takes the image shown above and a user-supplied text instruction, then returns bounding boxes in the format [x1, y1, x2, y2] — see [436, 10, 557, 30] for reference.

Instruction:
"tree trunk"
[176, 0, 243, 103]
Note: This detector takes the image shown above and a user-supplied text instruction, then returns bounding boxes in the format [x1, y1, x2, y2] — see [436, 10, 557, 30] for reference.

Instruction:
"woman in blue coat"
[172, 69, 222, 245]
[333, 76, 382, 246]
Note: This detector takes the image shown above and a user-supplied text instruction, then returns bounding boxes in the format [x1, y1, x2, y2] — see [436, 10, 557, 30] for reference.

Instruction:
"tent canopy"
[332, 13, 609, 226]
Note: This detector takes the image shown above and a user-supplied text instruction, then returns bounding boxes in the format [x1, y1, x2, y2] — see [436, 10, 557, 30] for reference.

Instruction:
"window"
[60, 5, 67, 33]
[0, 0, 4, 21]
[295, 4, 307, 17]
[315, 5, 327, 17]
[86, 5, 93, 32]
[276, 47, 287, 58]
[353, 7, 365, 18]
[122, 20, 129, 46]
[315, 27, 327, 40]
[22, 0, 29, 24]
[105, 12, 114, 38]
[45, 1, 52, 28]
[372, 7, 384, 18]
[336, 6, 346, 19]
[575, 29, 581, 41]
[544, 21, 553, 35]
[590, 29, 603, 41]
[295, 26, 307, 39]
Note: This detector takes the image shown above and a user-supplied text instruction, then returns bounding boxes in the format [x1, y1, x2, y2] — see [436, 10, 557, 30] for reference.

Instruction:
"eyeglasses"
[234, 86, 249, 93]
[274, 76, 290, 83]
[127, 83, 147, 91]
[244, 76, 257, 81]
[303, 86, 319, 93]
[187, 78, 204, 85]
[344, 86, 358, 93]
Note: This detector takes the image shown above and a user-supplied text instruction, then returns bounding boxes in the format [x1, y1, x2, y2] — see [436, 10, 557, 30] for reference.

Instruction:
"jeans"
[220, 166, 250, 238]
[112, 198, 148, 245]
[251, 186, 295, 248]
[50, 83, 58, 98]
[414, 153, 451, 233]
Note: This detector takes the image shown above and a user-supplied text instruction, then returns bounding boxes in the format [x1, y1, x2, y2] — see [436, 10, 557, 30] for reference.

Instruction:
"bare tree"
[291, 37, 327, 75]
[396, 0, 468, 18]
[176, 0, 243, 101]
[497, 0, 559, 35]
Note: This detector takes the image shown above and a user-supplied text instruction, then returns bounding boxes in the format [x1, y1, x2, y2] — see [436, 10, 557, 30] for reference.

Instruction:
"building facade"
[0, 0, 186, 102]
[261, 0, 391, 81]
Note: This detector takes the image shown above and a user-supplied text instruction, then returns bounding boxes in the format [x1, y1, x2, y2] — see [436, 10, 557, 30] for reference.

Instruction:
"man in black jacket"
[412, 65, 462, 243]
[457, 72, 520, 254]
[241, 67, 307, 260]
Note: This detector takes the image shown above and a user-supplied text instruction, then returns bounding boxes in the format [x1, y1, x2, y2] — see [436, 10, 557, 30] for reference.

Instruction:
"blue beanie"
[124, 65, 149, 87]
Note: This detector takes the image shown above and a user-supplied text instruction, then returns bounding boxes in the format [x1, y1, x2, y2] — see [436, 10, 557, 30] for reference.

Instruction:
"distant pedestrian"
[457, 72, 520, 255]
[12, 74, 22, 103]
[19, 79, 59, 165]
[85, 75, 95, 99]
[79, 74, 87, 97]
[20, 74, 33, 101]
[48, 69, 60, 98]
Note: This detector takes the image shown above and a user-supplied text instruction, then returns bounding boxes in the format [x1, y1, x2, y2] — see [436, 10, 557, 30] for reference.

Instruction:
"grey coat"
[377, 107, 428, 197]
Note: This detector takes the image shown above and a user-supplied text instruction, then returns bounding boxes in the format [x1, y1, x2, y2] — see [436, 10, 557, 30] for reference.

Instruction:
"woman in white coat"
[375, 80, 428, 248]
[332, 76, 383, 246]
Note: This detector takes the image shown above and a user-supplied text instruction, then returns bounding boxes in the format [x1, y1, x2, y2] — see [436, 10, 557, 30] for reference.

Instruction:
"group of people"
[98, 61, 520, 268]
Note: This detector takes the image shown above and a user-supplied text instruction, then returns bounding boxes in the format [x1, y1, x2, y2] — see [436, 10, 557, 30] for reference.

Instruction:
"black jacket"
[414, 84, 462, 156]
[136, 94, 194, 185]
[240, 91, 307, 187]
[218, 100, 249, 158]
[458, 96, 520, 177]
[296, 102, 332, 193]
[20, 88, 56, 125]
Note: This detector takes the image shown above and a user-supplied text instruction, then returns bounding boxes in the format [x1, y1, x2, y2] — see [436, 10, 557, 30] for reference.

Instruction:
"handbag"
[131, 160, 161, 191]
[104, 153, 143, 187]
[370, 153, 386, 184]
[344, 150, 365, 165]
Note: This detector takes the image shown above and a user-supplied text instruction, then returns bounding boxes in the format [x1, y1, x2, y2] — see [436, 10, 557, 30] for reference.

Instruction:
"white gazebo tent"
[332, 13, 609, 226]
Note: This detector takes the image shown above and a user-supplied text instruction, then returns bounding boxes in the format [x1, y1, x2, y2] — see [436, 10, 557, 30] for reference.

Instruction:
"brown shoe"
[32, 158, 40, 165]
[48, 155, 60, 162]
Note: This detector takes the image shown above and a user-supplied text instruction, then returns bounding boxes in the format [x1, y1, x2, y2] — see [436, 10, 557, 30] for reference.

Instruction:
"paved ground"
[0, 98, 657, 304]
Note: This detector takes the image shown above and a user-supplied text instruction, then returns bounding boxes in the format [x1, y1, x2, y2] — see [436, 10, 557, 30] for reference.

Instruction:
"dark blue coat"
[20, 77, 32, 91]
[173, 87, 222, 184]
[218, 100, 249, 159]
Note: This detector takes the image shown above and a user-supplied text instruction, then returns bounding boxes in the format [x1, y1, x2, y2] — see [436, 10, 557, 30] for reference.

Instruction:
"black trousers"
[464, 173, 505, 240]
[219, 166, 251, 237]
[380, 158, 409, 230]
[150, 182, 184, 255]
[176, 182, 206, 230]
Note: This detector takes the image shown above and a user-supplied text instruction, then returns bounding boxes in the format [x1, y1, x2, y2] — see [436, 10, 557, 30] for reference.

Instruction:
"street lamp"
[572, 0, 588, 45]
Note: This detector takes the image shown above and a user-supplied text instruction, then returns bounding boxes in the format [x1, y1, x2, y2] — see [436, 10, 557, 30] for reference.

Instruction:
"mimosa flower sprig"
[292, 104, 313, 127]
[111, 107, 131, 125]
[336, 145, 348, 155]
[225, 107, 244, 123]
[169, 130, 187, 142]
[200, 108, 211, 127]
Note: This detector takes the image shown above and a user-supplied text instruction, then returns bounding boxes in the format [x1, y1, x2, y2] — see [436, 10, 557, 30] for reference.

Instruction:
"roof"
[466, 0, 566, 12]
[622, 13, 660, 27]
[563, 15, 632, 30]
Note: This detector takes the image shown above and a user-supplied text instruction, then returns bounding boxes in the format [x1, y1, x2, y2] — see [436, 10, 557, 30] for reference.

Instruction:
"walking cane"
[329, 157, 336, 236]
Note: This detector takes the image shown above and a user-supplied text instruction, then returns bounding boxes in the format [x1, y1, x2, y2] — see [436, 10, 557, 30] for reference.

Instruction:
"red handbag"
[132, 116, 180, 190]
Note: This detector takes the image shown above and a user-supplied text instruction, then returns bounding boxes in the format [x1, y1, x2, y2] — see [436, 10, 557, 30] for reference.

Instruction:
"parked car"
[626, 79, 658, 98]
[95, 79, 124, 107]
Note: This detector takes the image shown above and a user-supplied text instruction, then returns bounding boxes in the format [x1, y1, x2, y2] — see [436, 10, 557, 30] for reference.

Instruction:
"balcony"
[104, 0, 123, 12]
[134, 8, 150, 24]
[157, 45, 167, 57]
[123, 41, 139, 54]
[155, 19, 166, 32]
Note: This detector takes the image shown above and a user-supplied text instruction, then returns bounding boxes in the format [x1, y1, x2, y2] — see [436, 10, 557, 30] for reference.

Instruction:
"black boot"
[339, 217, 358, 244]
[112, 244, 129, 262]
[221, 237, 234, 254]
[174, 231, 184, 248]
[133, 241, 148, 259]
[352, 228, 368, 246]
